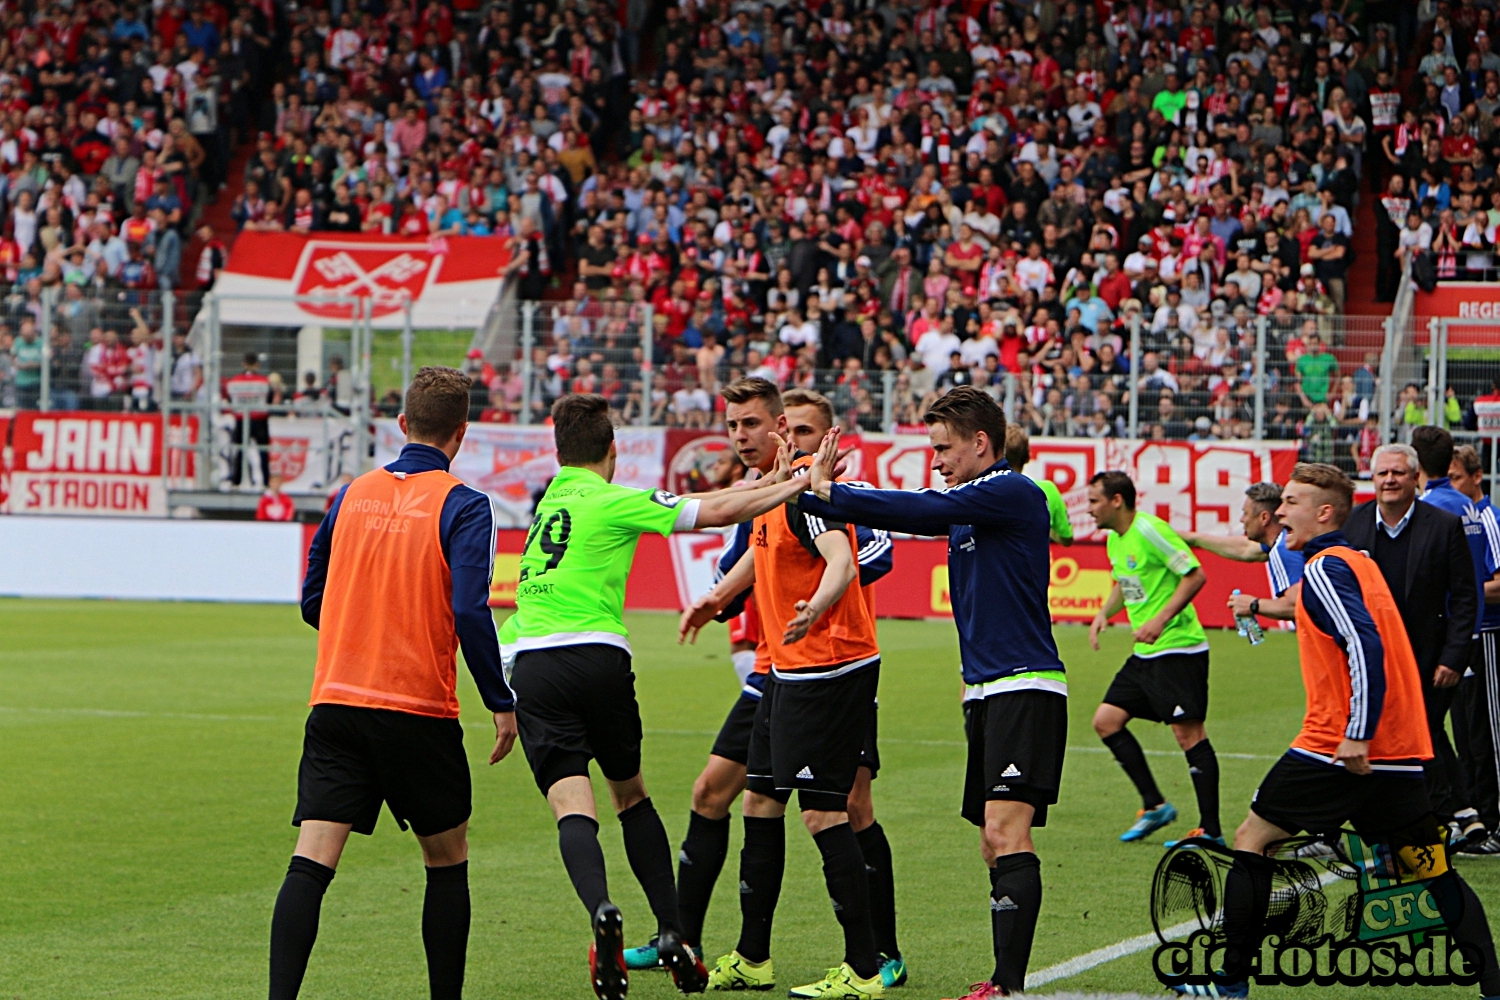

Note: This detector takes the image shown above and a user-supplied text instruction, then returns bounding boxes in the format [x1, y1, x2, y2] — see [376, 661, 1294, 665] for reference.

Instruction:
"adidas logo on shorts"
[991, 784, 1010, 792]
[991, 895, 1019, 911]
[796, 766, 815, 780]
[1001, 763, 1022, 778]
[679, 850, 692, 865]
[740, 881, 753, 894]
[1173, 705, 1186, 717]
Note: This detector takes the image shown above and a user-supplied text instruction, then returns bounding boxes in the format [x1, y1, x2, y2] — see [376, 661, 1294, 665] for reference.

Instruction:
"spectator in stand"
[1294, 333, 1340, 410]
[256, 475, 297, 522]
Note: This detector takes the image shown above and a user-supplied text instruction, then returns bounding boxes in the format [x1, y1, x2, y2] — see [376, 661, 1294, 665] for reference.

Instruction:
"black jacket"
[1342, 499, 1478, 678]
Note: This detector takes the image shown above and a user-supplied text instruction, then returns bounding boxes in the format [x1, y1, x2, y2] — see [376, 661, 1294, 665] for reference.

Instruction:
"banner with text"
[7, 412, 198, 517]
[374, 421, 668, 528]
[841, 436, 1301, 542]
[270, 416, 357, 494]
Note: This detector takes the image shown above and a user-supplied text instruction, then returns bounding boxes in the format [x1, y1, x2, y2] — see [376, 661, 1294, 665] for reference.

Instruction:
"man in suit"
[1341, 443, 1480, 836]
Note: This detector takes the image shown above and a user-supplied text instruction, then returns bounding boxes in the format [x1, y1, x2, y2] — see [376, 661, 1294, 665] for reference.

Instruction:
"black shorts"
[710, 690, 760, 765]
[1251, 751, 1435, 836]
[1103, 649, 1210, 724]
[746, 662, 879, 812]
[293, 703, 471, 837]
[510, 643, 643, 794]
[962, 689, 1069, 828]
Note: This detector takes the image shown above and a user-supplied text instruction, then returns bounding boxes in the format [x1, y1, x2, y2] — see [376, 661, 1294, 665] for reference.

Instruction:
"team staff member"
[802, 387, 1066, 1000]
[1342, 443, 1480, 839]
[225, 350, 272, 488]
[273, 366, 518, 1000]
[629, 383, 905, 990]
[1174, 463, 1500, 1000]
[1004, 427, 1073, 546]
[1183, 482, 1304, 622]
[1446, 446, 1500, 855]
[509, 394, 823, 1000]
[1086, 471, 1222, 848]
[682, 385, 888, 999]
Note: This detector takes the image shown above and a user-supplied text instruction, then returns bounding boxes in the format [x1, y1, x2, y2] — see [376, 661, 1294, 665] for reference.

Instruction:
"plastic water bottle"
[1232, 589, 1265, 645]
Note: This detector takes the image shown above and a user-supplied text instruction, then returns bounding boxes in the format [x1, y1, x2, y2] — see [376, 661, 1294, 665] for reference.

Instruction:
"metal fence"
[488, 301, 1446, 474]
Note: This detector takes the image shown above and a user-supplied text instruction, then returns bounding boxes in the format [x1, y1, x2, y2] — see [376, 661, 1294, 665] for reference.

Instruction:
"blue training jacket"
[1421, 479, 1496, 639]
[301, 443, 515, 713]
[1263, 528, 1305, 598]
[797, 459, 1065, 694]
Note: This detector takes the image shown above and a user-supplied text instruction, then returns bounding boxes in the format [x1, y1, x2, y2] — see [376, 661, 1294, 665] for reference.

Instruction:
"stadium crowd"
[2, 0, 1500, 454]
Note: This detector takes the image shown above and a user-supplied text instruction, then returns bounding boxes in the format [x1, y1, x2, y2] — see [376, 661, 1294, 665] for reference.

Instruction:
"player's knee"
[1232, 816, 1265, 852]
[691, 772, 735, 818]
[1092, 708, 1122, 738]
[982, 819, 1029, 857]
[1171, 722, 1206, 749]
[847, 793, 874, 832]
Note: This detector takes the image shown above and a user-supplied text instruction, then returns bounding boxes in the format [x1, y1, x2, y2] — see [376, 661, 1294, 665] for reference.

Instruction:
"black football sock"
[422, 861, 469, 1000]
[1430, 870, 1500, 996]
[1185, 739, 1222, 838]
[1221, 850, 1275, 981]
[1103, 728, 1165, 809]
[619, 797, 683, 937]
[268, 855, 336, 1000]
[988, 852, 1041, 993]
[557, 814, 610, 916]
[813, 823, 880, 981]
[855, 822, 900, 959]
[678, 811, 732, 947]
[735, 815, 786, 964]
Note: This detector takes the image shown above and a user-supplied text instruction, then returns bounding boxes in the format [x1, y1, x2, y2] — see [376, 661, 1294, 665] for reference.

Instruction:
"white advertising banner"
[373, 421, 668, 527]
[0, 516, 305, 601]
[269, 416, 356, 494]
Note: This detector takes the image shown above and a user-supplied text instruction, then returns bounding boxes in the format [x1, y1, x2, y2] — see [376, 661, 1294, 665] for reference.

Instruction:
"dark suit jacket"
[1342, 499, 1478, 678]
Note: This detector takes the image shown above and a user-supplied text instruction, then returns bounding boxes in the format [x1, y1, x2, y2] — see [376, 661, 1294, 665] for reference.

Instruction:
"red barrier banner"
[489, 529, 1281, 630]
[1415, 282, 1500, 336]
[0, 414, 10, 512]
[8, 412, 198, 517]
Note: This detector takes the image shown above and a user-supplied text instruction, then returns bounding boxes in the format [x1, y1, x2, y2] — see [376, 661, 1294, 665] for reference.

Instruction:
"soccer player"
[272, 366, 519, 1000]
[1004, 426, 1072, 546]
[1086, 471, 1221, 848]
[1446, 446, 1500, 855]
[680, 384, 890, 999]
[627, 382, 905, 990]
[1183, 482, 1304, 622]
[800, 387, 1066, 1000]
[509, 393, 825, 1000]
[1173, 463, 1500, 999]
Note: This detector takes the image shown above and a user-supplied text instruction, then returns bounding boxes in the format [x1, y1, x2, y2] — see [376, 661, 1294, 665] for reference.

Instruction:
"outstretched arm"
[1183, 531, 1269, 562]
[688, 432, 822, 529]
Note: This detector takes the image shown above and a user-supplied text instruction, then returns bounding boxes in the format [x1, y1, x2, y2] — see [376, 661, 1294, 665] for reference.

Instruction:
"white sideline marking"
[1027, 870, 1343, 989]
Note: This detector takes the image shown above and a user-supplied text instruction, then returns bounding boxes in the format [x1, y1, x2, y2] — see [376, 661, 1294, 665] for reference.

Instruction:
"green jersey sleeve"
[1038, 479, 1072, 541]
[601, 486, 692, 538]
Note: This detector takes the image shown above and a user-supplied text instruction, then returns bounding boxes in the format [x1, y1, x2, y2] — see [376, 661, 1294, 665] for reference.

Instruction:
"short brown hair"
[1089, 470, 1136, 509]
[1004, 425, 1030, 469]
[552, 393, 614, 465]
[1411, 425, 1455, 479]
[404, 366, 472, 442]
[781, 388, 834, 431]
[924, 386, 1006, 456]
[1290, 462, 1353, 523]
[1454, 444, 1483, 476]
[721, 376, 784, 415]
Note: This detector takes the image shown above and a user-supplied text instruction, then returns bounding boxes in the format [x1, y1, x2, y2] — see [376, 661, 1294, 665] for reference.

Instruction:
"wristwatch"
[1250, 599, 1261, 617]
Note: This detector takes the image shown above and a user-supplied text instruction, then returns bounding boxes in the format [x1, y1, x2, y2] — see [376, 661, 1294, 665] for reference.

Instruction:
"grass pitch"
[1, 599, 1498, 999]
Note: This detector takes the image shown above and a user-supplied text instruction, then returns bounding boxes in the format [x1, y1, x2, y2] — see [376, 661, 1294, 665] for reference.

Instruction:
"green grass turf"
[1, 599, 1498, 999]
